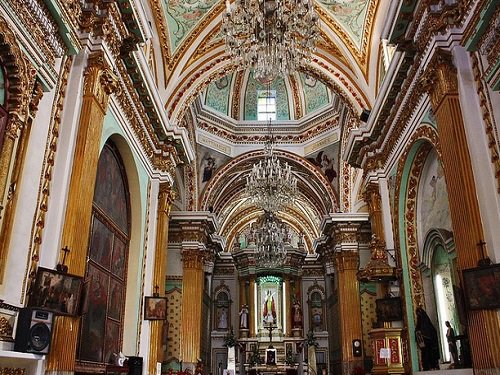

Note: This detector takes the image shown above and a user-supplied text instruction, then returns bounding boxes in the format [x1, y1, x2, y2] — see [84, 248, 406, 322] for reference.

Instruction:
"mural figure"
[415, 307, 440, 370]
[308, 150, 337, 184]
[202, 155, 216, 183]
[263, 290, 276, 324]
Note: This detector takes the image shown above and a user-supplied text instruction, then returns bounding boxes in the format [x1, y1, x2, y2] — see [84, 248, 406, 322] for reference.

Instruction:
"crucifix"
[56, 246, 70, 273]
[477, 239, 491, 266]
[266, 323, 276, 344]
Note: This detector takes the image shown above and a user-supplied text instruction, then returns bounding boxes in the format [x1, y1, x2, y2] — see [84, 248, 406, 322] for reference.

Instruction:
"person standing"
[415, 307, 440, 370]
[446, 321, 459, 367]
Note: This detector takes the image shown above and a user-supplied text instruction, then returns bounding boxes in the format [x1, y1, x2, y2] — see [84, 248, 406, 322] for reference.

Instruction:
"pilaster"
[149, 183, 176, 375]
[46, 51, 118, 372]
[421, 48, 500, 372]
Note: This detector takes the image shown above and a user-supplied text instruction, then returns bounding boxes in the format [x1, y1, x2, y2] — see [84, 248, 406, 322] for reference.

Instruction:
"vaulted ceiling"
[147, 0, 387, 248]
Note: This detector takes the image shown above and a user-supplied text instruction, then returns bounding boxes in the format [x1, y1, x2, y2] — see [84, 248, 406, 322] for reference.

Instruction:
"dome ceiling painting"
[150, 0, 387, 253]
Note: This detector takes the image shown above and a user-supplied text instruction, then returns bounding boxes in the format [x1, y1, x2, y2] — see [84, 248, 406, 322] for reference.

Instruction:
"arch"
[421, 228, 454, 271]
[393, 124, 441, 373]
[77, 140, 131, 367]
[166, 54, 365, 125]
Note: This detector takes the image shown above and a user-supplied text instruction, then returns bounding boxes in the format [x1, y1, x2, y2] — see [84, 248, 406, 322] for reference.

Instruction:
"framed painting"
[463, 264, 500, 310]
[375, 297, 402, 322]
[28, 267, 82, 316]
[144, 297, 168, 320]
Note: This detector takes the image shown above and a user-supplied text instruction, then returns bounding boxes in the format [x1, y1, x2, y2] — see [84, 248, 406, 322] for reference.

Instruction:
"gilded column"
[334, 224, 363, 375]
[364, 183, 384, 241]
[46, 51, 118, 372]
[421, 49, 500, 371]
[149, 183, 176, 375]
[335, 251, 363, 375]
[249, 276, 256, 337]
[180, 249, 205, 368]
[284, 277, 291, 336]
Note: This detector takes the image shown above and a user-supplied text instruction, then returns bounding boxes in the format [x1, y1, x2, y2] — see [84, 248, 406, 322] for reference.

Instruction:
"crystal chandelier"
[245, 135, 298, 212]
[251, 211, 289, 268]
[222, 0, 319, 84]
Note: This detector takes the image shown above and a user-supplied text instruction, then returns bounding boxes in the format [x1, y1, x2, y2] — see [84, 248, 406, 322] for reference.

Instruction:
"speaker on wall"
[360, 109, 371, 123]
[14, 308, 53, 354]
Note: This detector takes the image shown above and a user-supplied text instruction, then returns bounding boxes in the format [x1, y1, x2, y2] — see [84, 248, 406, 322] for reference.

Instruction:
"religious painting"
[104, 319, 120, 364]
[89, 217, 113, 270]
[144, 297, 168, 320]
[79, 264, 108, 362]
[111, 237, 126, 280]
[463, 264, 500, 310]
[306, 142, 340, 193]
[28, 267, 82, 316]
[93, 144, 129, 234]
[108, 278, 123, 321]
[375, 297, 403, 322]
[258, 276, 282, 331]
[197, 144, 231, 191]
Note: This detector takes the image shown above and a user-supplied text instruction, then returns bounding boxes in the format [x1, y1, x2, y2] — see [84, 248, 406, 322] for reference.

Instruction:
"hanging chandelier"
[222, 0, 319, 84]
[251, 211, 289, 268]
[245, 135, 298, 212]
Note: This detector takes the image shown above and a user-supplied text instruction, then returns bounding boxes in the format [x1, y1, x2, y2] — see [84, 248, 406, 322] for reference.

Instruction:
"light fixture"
[245, 128, 298, 212]
[251, 211, 289, 268]
[222, 0, 319, 84]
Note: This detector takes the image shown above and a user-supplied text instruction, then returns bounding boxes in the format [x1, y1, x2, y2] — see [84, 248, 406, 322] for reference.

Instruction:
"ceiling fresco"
[164, 0, 218, 52]
[204, 73, 233, 116]
[299, 73, 331, 115]
[317, 0, 371, 50]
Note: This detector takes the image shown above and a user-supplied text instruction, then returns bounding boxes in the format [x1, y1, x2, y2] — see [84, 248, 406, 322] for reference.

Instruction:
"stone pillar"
[180, 249, 205, 370]
[334, 224, 363, 375]
[421, 49, 500, 372]
[46, 51, 118, 373]
[149, 183, 176, 375]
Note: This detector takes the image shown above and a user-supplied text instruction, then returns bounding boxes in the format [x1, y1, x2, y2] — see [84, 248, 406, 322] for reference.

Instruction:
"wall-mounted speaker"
[352, 339, 362, 357]
[14, 308, 53, 354]
[360, 109, 371, 122]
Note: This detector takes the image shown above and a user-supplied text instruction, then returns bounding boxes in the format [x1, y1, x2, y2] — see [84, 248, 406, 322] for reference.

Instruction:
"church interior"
[0, 0, 499, 375]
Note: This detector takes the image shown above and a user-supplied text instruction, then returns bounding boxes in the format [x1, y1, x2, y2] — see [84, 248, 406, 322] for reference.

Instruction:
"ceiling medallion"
[222, 0, 319, 84]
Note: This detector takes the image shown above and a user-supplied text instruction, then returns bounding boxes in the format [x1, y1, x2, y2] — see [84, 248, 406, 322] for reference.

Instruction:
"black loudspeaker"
[128, 356, 143, 375]
[14, 308, 53, 354]
[352, 339, 362, 357]
[360, 109, 371, 122]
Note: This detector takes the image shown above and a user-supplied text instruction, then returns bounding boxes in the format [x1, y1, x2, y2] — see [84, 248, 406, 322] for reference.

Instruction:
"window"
[257, 90, 276, 121]
[77, 142, 130, 367]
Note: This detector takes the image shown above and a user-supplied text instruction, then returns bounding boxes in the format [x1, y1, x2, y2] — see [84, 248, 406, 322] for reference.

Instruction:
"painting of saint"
[263, 290, 276, 324]
[306, 143, 340, 192]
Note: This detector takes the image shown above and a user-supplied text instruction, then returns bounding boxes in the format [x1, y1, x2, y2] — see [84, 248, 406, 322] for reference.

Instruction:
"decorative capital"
[420, 49, 458, 108]
[364, 183, 382, 214]
[158, 183, 176, 215]
[334, 251, 359, 272]
[182, 249, 205, 270]
[83, 52, 119, 110]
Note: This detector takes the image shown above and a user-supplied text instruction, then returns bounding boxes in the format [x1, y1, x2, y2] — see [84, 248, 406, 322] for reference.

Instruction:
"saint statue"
[239, 304, 249, 329]
[263, 290, 276, 324]
[292, 300, 302, 328]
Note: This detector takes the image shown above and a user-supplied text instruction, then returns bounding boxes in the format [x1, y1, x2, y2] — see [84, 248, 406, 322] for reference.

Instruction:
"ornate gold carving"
[419, 49, 458, 109]
[334, 251, 359, 271]
[182, 249, 205, 270]
[471, 53, 500, 193]
[83, 52, 120, 110]
[0, 368, 26, 375]
[231, 71, 244, 120]
[19, 58, 72, 300]
[289, 74, 302, 119]
[0, 316, 13, 338]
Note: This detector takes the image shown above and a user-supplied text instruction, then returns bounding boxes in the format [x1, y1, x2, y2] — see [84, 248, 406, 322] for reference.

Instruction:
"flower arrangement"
[249, 345, 262, 366]
[223, 327, 237, 348]
[305, 330, 319, 348]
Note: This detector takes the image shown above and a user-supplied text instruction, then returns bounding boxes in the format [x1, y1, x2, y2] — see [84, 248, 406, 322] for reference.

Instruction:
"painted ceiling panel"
[299, 73, 331, 115]
[317, 0, 371, 49]
[205, 74, 233, 116]
[244, 73, 290, 121]
[164, 0, 218, 53]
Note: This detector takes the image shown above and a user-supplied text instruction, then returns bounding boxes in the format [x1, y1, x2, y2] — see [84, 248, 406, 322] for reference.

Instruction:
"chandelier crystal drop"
[251, 211, 289, 268]
[245, 138, 298, 212]
[222, 0, 320, 84]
